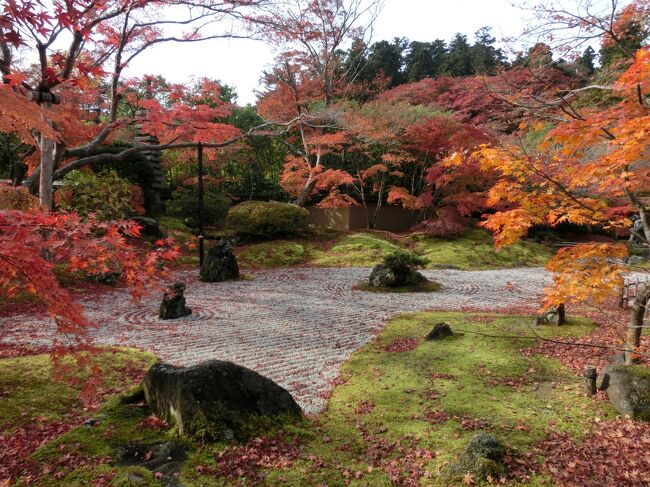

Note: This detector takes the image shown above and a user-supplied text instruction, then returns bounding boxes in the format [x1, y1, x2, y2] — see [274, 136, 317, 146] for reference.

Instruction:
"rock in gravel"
[447, 433, 506, 481]
[159, 282, 191, 320]
[368, 264, 427, 288]
[199, 240, 239, 282]
[596, 364, 650, 421]
[369, 263, 397, 287]
[142, 361, 302, 440]
[425, 323, 454, 341]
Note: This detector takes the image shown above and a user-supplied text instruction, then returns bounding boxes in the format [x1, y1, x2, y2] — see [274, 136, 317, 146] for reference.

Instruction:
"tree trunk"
[295, 178, 317, 207]
[38, 101, 56, 210]
[369, 177, 386, 230]
[626, 283, 650, 364]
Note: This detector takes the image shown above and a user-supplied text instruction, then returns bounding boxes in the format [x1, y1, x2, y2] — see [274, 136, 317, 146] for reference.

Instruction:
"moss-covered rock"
[142, 361, 303, 441]
[447, 433, 506, 481]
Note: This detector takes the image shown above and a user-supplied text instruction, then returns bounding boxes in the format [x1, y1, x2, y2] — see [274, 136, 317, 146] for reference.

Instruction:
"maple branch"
[515, 141, 597, 213]
[452, 325, 650, 360]
[64, 121, 129, 159]
[31, 121, 282, 184]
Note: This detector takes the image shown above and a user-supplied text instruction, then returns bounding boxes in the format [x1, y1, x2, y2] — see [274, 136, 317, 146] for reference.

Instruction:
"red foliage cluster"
[459, 417, 491, 431]
[384, 337, 420, 353]
[138, 414, 169, 430]
[0, 210, 178, 343]
[0, 344, 49, 359]
[356, 424, 435, 487]
[506, 418, 650, 486]
[421, 409, 449, 425]
[0, 416, 84, 484]
[354, 400, 376, 415]
[380, 66, 576, 132]
[196, 436, 301, 482]
[411, 207, 468, 237]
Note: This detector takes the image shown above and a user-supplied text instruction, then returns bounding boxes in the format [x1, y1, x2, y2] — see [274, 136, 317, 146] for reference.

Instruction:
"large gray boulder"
[596, 364, 650, 421]
[199, 240, 239, 282]
[142, 361, 302, 440]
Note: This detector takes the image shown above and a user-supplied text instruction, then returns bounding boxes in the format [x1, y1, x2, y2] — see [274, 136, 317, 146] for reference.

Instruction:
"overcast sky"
[125, 0, 532, 105]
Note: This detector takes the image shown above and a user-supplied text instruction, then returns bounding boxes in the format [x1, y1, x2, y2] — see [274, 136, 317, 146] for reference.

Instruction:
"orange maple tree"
[461, 1, 650, 363]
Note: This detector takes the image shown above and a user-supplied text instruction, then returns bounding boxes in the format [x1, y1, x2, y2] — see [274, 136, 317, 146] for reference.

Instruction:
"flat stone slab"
[0, 267, 549, 413]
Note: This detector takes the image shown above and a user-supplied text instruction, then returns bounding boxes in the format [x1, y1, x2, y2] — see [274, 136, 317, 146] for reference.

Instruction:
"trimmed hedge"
[167, 189, 231, 228]
[226, 201, 309, 240]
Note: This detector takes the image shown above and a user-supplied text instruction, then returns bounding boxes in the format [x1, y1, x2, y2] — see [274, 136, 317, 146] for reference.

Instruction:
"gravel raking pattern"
[0, 267, 549, 413]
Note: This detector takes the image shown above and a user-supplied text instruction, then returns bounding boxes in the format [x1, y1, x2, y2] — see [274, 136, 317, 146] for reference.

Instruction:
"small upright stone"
[536, 304, 566, 326]
[425, 322, 454, 341]
[199, 240, 239, 282]
[159, 282, 191, 320]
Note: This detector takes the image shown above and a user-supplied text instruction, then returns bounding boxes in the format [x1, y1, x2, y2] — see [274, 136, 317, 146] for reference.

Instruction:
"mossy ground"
[409, 230, 552, 270]
[235, 229, 551, 270]
[2, 313, 617, 486]
[0, 348, 156, 431]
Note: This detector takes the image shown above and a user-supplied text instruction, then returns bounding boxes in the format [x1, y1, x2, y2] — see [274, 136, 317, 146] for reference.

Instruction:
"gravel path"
[0, 267, 549, 413]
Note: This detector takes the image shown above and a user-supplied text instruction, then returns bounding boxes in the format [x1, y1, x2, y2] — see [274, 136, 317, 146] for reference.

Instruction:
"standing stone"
[159, 282, 192, 320]
[199, 240, 240, 282]
[584, 365, 597, 396]
[536, 304, 566, 326]
[142, 361, 302, 440]
[425, 323, 454, 341]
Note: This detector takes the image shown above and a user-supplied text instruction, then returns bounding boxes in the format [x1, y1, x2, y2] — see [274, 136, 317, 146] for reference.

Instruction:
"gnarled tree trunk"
[38, 101, 55, 210]
[626, 282, 650, 365]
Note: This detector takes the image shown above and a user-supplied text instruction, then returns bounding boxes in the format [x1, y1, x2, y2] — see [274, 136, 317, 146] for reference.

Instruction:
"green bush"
[383, 250, 429, 273]
[166, 189, 231, 228]
[226, 201, 309, 240]
[56, 169, 134, 220]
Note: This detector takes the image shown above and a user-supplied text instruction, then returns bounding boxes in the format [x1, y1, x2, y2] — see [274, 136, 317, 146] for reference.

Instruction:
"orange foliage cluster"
[464, 45, 650, 311]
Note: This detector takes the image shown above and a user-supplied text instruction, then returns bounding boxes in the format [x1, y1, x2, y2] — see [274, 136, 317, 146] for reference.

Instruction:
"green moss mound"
[226, 201, 309, 240]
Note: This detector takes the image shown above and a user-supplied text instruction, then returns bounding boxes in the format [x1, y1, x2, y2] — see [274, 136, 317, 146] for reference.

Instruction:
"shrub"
[56, 169, 134, 220]
[226, 201, 309, 240]
[383, 250, 429, 274]
[411, 206, 467, 237]
[167, 189, 231, 228]
[0, 185, 38, 210]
